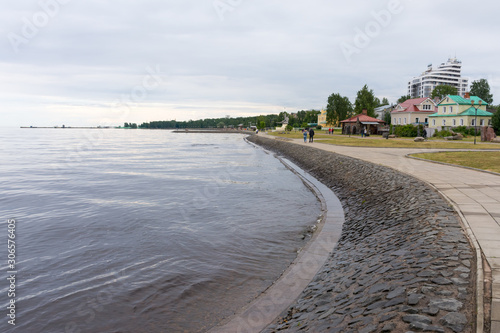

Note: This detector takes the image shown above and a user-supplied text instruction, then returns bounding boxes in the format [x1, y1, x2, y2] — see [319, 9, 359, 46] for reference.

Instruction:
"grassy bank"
[267, 132, 500, 149]
[411, 151, 500, 174]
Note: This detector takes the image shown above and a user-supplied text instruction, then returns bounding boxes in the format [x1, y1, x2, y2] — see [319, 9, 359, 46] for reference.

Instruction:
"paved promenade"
[284, 135, 500, 332]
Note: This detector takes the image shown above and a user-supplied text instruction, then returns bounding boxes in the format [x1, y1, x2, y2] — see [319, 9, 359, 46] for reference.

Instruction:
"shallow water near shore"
[0, 128, 320, 332]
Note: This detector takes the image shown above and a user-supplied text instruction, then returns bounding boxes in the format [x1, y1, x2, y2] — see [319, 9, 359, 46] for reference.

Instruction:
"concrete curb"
[426, 182, 485, 333]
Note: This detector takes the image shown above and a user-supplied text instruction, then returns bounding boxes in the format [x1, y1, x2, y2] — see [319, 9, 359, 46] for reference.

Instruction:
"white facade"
[408, 58, 469, 98]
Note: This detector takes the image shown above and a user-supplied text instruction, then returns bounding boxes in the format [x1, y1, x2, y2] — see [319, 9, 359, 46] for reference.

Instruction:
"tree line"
[137, 110, 321, 130]
[133, 79, 497, 132]
[138, 115, 283, 129]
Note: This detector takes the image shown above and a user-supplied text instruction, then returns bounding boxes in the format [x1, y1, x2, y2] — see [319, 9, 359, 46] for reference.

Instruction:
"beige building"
[317, 109, 336, 128]
[391, 97, 437, 125]
[428, 95, 492, 129]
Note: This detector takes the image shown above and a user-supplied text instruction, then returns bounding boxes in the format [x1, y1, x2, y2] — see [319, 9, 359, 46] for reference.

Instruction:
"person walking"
[309, 128, 315, 142]
[303, 129, 308, 142]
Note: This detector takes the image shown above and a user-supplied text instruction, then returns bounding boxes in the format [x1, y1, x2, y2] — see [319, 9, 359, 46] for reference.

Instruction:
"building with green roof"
[428, 95, 493, 129]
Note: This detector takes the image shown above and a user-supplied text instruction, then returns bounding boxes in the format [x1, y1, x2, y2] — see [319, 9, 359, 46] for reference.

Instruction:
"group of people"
[302, 128, 315, 142]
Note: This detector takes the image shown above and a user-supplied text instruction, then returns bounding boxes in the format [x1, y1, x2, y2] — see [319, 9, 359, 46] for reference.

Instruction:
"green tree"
[257, 120, 266, 130]
[381, 97, 390, 106]
[326, 93, 353, 126]
[374, 97, 381, 107]
[304, 110, 321, 124]
[470, 78, 493, 104]
[217, 122, 225, 128]
[295, 110, 306, 126]
[354, 84, 377, 117]
[397, 95, 411, 104]
[431, 85, 458, 100]
[285, 124, 293, 131]
[492, 108, 500, 135]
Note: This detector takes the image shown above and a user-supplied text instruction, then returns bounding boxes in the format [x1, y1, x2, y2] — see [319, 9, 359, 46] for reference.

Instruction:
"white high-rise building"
[408, 58, 469, 99]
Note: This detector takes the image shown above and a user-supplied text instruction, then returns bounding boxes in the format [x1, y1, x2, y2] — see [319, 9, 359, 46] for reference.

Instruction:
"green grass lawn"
[411, 151, 500, 174]
[266, 132, 500, 149]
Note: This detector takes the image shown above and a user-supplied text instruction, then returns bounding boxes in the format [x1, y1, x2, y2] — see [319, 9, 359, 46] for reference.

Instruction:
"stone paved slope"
[248, 135, 475, 333]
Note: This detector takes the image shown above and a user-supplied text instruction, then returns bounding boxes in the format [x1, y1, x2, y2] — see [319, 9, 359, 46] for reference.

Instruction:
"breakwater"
[247, 135, 476, 333]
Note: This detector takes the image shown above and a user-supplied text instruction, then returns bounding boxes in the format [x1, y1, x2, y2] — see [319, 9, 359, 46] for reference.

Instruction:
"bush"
[394, 124, 424, 137]
[316, 125, 322, 130]
[468, 128, 480, 136]
[452, 126, 469, 136]
[433, 129, 453, 138]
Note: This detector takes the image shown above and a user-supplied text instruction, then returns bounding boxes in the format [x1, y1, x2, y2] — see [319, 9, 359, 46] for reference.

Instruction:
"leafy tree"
[295, 110, 306, 126]
[374, 97, 381, 108]
[397, 95, 411, 104]
[217, 122, 225, 128]
[492, 108, 500, 135]
[431, 85, 458, 100]
[354, 84, 377, 117]
[257, 120, 266, 130]
[326, 93, 353, 126]
[470, 78, 493, 104]
[285, 124, 293, 131]
[381, 97, 390, 106]
[305, 110, 321, 123]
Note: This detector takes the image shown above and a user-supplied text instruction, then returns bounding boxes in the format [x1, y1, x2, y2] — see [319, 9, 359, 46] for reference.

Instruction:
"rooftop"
[440, 95, 488, 106]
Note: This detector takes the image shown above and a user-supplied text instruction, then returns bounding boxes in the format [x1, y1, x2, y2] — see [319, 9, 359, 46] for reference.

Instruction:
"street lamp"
[471, 99, 482, 145]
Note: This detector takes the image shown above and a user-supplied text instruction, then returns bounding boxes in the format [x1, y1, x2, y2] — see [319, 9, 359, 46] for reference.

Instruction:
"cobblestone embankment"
[247, 135, 476, 333]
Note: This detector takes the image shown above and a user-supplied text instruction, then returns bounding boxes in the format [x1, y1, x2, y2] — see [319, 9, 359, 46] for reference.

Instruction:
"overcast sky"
[1, 0, 499, 127]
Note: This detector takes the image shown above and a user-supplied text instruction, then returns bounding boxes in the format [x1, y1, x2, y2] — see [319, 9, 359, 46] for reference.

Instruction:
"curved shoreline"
[247, 135, 476, 333]
[208, 138, 346, 332]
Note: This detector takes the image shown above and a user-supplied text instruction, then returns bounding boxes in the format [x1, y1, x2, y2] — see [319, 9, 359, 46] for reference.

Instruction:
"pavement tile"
[482, 203, 500, 214]
[488, 259, 500, 270]
[491, 321, 500, 333]
[471, 227, 500, 241]
[491, 300, 500, 321]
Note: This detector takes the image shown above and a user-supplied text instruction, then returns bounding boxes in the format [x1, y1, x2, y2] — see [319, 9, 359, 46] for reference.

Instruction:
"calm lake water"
[0, 128, 321, 332]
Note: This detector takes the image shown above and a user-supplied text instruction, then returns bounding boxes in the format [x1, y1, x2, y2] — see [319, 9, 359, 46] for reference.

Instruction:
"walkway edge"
[427, 182, 485, 333]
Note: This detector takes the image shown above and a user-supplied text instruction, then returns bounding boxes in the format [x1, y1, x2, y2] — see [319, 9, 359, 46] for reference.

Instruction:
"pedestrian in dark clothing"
[309, 128, 315, 142]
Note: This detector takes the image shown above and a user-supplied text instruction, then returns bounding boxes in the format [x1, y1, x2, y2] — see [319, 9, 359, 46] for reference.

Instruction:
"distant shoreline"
[20, 127, 254, 133]
[172, 129, 252, 134]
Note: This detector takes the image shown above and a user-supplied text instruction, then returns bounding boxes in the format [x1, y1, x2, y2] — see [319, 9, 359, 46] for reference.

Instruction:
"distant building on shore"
[408, 58, 469, 98]
[340, 109, 385, 135]
[428, 94, 493, 129]
[317, 109, 336, 128]
[391, 97, 437, 126]
[374, 105, 392, 119]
